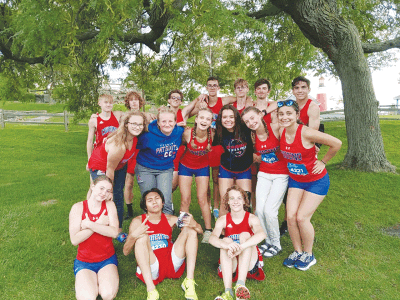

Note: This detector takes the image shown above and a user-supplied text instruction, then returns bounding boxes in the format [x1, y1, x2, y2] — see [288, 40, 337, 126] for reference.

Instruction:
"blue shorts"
[288, 173, 330, 196]
[178, 163, 210, 177]
[89, 169, 106, 181]
[219, 166, 252, 180]
[74, 253, 118, 276]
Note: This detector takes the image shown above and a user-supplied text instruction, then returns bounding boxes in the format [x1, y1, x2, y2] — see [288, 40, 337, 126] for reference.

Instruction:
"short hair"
[207, 76, 219, 84]
[167, 89, 183, 101]
[140, 188, 165, 213]
[98, 94, 113, 103]
[291, 76, 310, 89]
[254, 78, 271, 91]
[157, 105, 177, 121]
[234, 78, 249, 89]
[124, 91, 145, 110]
[223, 185, 250, 212]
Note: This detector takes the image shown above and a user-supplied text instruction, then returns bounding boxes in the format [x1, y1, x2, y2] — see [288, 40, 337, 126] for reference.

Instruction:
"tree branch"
[246, 2, 283, 19]
[362, 36, 400, 53]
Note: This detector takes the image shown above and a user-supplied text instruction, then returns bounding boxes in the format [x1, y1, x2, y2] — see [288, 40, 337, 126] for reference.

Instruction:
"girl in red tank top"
[179, 108, 215, 239]
[277, 99, 342, 271]
[69, 176, 119, 300]
[242, 107, 289, 257]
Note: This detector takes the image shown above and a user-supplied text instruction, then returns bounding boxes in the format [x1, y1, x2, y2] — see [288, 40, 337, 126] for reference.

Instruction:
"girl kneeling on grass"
[178, 108, 215, 243]
[278, 99, 342, 271]
[69, 176, 119, 300]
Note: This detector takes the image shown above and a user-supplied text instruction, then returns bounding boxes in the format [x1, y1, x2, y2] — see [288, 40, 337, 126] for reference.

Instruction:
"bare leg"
[286, 188, 305, 252]
[179, 175, 193, 213]
[124, 173, 134, 205]
[135, 234, 158, 292]
[172, 171, 179, 193]
[219, 237, 236, 289]
[173, 226, 198, 279]
[75, 269, 98, 300]
[97, 264, 119, 300]
[195, 176, 212, 229]
[212, 167, 220, 210]
[237, 232, 258, 284]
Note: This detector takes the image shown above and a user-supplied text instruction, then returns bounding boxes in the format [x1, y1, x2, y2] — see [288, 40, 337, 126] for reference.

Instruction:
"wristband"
[321, 160, 326, 165]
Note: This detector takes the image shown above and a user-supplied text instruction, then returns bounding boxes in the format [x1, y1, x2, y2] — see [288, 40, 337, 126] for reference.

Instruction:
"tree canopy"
[1, 0, 399, 172]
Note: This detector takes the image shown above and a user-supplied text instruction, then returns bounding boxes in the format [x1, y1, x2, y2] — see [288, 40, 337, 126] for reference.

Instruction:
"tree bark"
[270, 0, 396, 172]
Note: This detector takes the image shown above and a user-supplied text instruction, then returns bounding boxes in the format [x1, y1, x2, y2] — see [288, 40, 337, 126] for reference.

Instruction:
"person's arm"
[113, 110, 125, 123]
[239, 214, 267, 250]
[307, 102, 320, 130]
[221, 95, 236, 105]
[105, 142, 126, 181]
[69, 203, 93, 246]
[80, 201, 119, 238]
[123, 215, 154, 255]
[182, 213, 204, 234]
[144, 112, 156, 123]
[263, 101, 278, 115]
[303, 126, 342, 174]
[181, 128, 191, 145]
[86, 118, 97, 161]
[182, 97, 200, 119]
[208, 216, 229, 249]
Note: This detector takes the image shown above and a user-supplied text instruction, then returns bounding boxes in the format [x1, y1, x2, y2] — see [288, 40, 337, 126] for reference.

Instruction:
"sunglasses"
[277, 99, 295, 108]
[170, 96, 181, 101]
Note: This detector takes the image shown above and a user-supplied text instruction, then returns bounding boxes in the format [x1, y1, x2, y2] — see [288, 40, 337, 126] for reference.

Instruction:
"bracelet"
[262, 109, 267, 116]
[321, 160, 326, 165]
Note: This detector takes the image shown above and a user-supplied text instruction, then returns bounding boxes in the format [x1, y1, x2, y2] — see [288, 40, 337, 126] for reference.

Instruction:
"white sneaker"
[201, 230, 212, 243]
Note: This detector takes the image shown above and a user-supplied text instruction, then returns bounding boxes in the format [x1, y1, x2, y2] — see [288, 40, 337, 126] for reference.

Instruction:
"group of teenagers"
[68, 76, 342, 300]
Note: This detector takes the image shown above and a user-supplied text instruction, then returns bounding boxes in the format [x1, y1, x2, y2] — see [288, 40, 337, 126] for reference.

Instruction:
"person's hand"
[131, 216, 154, 239]
[198, 94, 208, 103]
[312, 160, 326, 174]
[227, 242, 242, 258]
[81, 213, 93, 230]
[90, 114, 98, 119]
[96, 210, 109, 225]
[177, 121, 187, 127]
[182, 213, 195, 228]
[253, 154, 261, 163]
[147, 113, 157, 122]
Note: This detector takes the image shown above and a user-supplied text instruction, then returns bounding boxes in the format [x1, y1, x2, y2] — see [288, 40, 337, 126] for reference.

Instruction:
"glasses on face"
[277, 100, 295, 108]
[128, 122, 144, 128]
[170, 96, 181, 101]
[207, 84, 219, 88]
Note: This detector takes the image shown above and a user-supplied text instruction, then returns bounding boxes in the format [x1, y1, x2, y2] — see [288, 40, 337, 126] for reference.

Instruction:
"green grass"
[1, 121, 400, 299]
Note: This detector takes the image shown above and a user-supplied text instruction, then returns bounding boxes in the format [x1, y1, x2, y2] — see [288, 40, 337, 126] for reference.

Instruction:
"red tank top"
[225, 212, 253, 242]
[263, 103, 272, 124]
[256, 123, 288, 175]
[180, 129, 210, 169]
[76, 200, 115, 263]
[280, 125, 327, 182]
[176, 109, 184, 123]
[143, 214, 173, 259]
[88, 137, 138, 171]
[233, 101, 247, 115]
[299, 99, 312, 126]
[95, 112, 119, 148]
[208, 97, 223, 129]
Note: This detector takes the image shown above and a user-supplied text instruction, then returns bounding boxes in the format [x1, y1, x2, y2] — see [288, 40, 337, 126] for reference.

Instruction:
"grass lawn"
[0, 120, 400, 299]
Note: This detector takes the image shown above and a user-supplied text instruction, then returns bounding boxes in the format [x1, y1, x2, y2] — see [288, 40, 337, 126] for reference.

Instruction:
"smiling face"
[168, 92, 182, 108]
[292, 81, 310, 102]
[255, 83, 270, 100]
[92, 180, 113, 202]
[158, 112, 176, 135]
[278, 105, 299, 128]
[126, 115, 145, 136]
[195, 110, 213, 131]
[227, 190, 245, 212]
[145, 191, 163, 213]
[242, 110, 262, 131]
[221, 109, 235, 131]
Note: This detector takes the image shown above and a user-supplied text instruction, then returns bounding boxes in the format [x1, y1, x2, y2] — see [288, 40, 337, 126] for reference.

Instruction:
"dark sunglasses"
[277, 99, 295, 108]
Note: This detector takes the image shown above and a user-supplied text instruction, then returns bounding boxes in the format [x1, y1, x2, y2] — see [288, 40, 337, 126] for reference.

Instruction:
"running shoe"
[147, 289, 159, 300]
[263, 245, 282, 258]
[116, 232, 127, 243]
[213, 209, 219, 220]
[283, 251, 302, 268]
[234, 284, 250, 300]
[294, 252, 316, 271]
[201, 230, 212, 244]
[215, 291, 233, 300]
[181, 277, 198, 300]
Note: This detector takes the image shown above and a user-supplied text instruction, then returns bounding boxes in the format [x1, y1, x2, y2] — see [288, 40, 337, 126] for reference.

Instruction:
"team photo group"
[69, 76, 342, 300]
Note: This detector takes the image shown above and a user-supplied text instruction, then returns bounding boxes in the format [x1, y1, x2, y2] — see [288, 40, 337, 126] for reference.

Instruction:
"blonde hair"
[234, 78, 249, 89]
[191, 108, 213, 152]
[107, 111, 147, 148]
[157, 105, 177, 121]
[98, 94, 113, 103]
[223, 185, 250, 212]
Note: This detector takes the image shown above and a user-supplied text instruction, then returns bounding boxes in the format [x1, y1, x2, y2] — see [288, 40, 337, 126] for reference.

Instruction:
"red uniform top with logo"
[299, 99, 312, 126]
[76, 200, 115, 263]
[256, 123, 288, 175]
[88, 137, 138, 172]
[136, 214, 185, 285]
[180, 128, 211, 169]
[208, 97, 224, 167]
[217, 212, 265, 281]
[280, 124, 327, 182]
[94, 112, 119, 148]
[173, 109, 186, 171]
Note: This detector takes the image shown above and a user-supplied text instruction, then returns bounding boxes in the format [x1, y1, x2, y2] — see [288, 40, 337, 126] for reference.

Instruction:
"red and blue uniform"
[94, 112, 119, 148]
[136, 214, 185, 285]
[173, 108, 186, 172]
[180, 129, 210, 169]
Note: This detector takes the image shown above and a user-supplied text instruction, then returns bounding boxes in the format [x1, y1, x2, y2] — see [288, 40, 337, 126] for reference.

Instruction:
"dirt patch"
[383, 224, 400, 238]
[41, 199, 58, 206]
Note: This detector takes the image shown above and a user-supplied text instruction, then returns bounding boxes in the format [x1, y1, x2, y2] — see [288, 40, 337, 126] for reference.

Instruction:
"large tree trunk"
[271, 0, 396, 172]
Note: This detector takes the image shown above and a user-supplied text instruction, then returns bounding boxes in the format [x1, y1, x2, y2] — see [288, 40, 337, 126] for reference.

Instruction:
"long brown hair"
[214, 104, 246, 146]
[242, 106, 269, 144]
[107, 111, 147, 148]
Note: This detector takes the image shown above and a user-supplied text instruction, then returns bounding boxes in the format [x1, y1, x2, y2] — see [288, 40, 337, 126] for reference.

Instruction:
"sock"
[205, 228, 212, 232]
[237, 280, 245, 286]
[127, 203, 133, 216]
[225, 288, 233, 297]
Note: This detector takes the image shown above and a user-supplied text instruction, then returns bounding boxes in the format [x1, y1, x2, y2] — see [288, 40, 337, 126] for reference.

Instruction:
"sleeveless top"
[299, 99, 312, 126]
[176, 109, 184, 123]
[256, 123, 288, 175]
[208, 97, 223, 129]
[95, 112, 119, 148]
[280, 125, 327, 182]
[233, 101, 247, 115]
[180, 128, 210, 169]
[88, 137, 138, 171]
[225, 212, 253, 243]
[76, 200, 115, 263]
[143, 214, 173, 258]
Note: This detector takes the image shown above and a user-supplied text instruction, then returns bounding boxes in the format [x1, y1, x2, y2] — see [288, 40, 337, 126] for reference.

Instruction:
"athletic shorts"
[74, 253, 118, 276]
[89, 169, 106, 181]
[178, 163, 210, 177]
[219, 166, 252, 180]
[288, 173, 330, 196]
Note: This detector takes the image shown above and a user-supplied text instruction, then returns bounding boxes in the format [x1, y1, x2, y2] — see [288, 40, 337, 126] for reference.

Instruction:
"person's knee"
[239, 232, 251, 243]
[296, 213, 309, 225]
[76, 289, 97, 300]
[135, 234, 150, 247]
[182, 226, 197, 238]
[99, 286, 118, 300]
